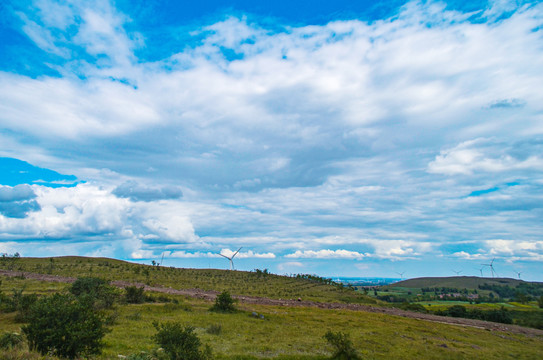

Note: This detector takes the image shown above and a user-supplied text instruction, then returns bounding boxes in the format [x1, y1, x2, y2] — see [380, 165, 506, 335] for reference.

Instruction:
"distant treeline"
[478, 283, 543, 299]
[434, 305, 513, 324]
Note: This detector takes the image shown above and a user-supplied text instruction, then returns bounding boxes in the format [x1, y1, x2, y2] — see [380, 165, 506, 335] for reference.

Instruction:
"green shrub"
[14, 292, 37, 322]
[324, 330, 361, 360]
[152, 322, 211, 360]
[126, 286, 146, 304]
[2, 287, 38, 321]
[0, 332, 24, 350]
[22, 293, 108, 359]
[70, 277, 118, 309]
[538, 295, 543, 308]
[210, 290, 236, 312]
[398, 302, 427, 313]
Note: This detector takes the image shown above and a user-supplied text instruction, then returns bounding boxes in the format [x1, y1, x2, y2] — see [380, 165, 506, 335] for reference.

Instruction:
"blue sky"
[1, 0, 542, 280]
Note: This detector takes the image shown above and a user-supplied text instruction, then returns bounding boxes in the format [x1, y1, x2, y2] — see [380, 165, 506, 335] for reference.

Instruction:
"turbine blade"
[219, 254, 231, 260]
[232, 247, 242, 258]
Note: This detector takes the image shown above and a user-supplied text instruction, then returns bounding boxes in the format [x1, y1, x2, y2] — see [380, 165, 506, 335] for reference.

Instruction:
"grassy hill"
[1, 257, 543, 359]
[2, 256, 376, 304]
[388, 276, 531, 289]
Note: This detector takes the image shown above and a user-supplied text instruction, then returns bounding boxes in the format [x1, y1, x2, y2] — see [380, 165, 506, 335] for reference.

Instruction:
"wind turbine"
[481, 258, 497, 278]
[476, 266, 484, 277]
[159, 252, 165, 266]
[514, 270, 522, 279]
[452, 270, 462, 276]
[396, 271, 405, 281]
[219, 247, 242, 270]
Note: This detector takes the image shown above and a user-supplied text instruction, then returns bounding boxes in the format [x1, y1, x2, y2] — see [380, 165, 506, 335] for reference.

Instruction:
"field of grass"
[2, 277, 542, 359]
[1, 257, 543, 359]
[2, 256, 376, 304]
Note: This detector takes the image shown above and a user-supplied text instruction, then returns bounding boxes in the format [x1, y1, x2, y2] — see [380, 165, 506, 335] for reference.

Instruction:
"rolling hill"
[388, 276, 537, 289]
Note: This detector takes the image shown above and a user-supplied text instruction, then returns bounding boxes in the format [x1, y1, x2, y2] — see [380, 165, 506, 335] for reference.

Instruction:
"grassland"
[1, 256, 543, 359]
[2, 256, 375, 304]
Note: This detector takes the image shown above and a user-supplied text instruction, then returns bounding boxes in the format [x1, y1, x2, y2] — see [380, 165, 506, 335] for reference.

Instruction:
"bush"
[125, 286, 146, 304]
[210, 291, 236, 312]
[324, 330, 361, 360]
[399, 302, 427, 313]
[70, 277, 118, 309]
[484, 306, 512, 324]
[152, 322, 211, 360]
[539, 295, 543, 308]
[0, 332, 24, 350]
[437, 305, 467, 318]
[22, 293, 108, 359]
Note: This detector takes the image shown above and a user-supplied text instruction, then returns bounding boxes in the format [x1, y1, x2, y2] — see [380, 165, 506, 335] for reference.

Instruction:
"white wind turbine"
[219, 247, 242, 270]
[481, 258, 497, 278]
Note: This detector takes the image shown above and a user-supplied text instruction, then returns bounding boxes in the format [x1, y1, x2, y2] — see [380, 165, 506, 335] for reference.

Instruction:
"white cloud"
[220, 249, 276, 259]
[485, 239, 543, 261]
[2, 1, 543, 275]
[451, 251, 484, 260]
[169, 251, 219, 258]
[428, 139, 543, 175]
[286, 249, 366, 260]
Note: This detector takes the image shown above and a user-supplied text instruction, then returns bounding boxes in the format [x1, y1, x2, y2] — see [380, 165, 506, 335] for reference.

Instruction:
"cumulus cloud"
[485, 239, 543, 261]
[0, 183, 199, 259]
[428, 139, 543, 175]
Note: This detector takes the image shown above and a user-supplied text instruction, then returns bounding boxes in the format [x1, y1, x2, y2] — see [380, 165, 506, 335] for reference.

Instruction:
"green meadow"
[1, 257, 542, 359]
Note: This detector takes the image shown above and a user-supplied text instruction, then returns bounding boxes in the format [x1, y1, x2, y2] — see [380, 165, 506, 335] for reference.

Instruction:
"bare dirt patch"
[2, 269, 542, 337]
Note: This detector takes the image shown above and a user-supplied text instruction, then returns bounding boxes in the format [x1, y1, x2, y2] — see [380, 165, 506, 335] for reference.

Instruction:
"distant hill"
[387, 276, 538, 289]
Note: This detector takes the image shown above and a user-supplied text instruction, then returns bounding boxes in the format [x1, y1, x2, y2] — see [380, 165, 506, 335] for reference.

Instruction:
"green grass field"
[1, 257, 543, 359]
[2, 256, 376, 304]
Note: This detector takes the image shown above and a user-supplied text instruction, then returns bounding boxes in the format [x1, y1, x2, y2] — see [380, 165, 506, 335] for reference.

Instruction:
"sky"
[0, 0, 542, 281]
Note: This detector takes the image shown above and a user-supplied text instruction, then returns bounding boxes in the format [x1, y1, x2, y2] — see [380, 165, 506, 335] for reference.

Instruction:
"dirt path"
[2, 269, 542, 337]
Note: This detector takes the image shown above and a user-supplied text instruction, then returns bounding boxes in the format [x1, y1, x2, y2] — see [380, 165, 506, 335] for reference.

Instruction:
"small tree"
[22, 293, 107, 359]
[324, 330, 361, 360]
[538, 295, 543, 309]
[152, 322, 211, 360]
[210, 290, 236, 312]
[70, 277, 118, 309]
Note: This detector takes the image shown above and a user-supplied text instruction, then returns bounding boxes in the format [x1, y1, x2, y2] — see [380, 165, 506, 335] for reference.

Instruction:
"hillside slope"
[1, 256, 376, 304]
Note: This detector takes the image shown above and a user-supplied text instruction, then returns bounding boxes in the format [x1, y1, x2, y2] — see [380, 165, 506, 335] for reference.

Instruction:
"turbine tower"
[219, 247, 242, 270]
[514, 271, 522, 279]
[452, 270, 462, 276]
